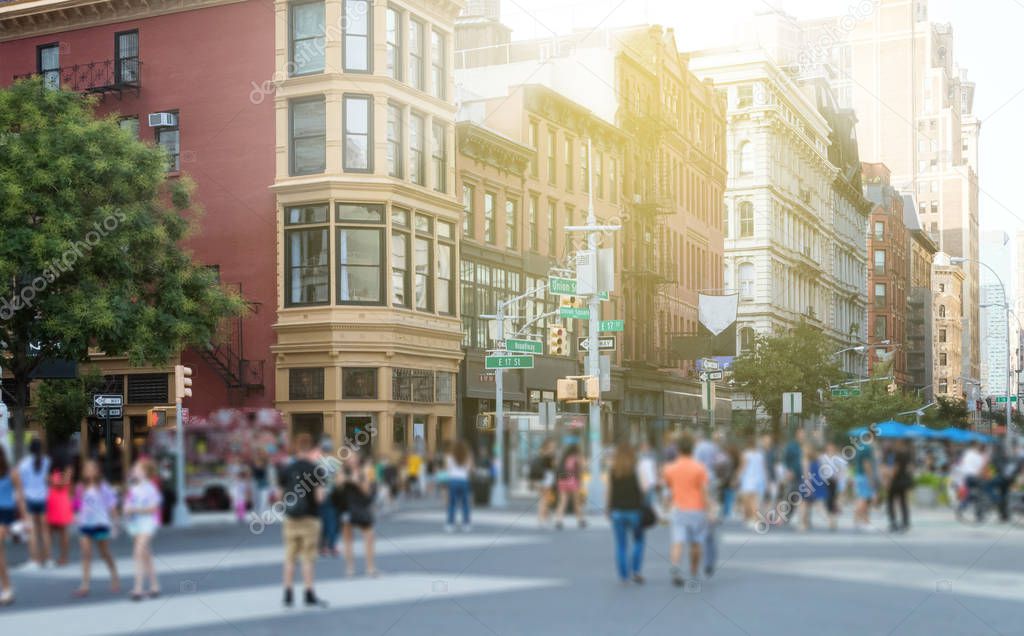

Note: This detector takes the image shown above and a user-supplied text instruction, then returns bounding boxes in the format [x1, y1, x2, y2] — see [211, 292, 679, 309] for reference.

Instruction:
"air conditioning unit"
[148, 112, 177, 128]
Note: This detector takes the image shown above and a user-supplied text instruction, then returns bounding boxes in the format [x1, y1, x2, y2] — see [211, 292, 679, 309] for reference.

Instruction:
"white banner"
[698, 293, 738, 336]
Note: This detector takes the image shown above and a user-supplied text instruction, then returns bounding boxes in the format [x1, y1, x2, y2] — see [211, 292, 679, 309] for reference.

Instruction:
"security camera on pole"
[173, 364, 193, 527]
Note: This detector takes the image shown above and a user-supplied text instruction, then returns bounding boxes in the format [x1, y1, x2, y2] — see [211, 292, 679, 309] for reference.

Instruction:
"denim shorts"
[670, 510, 708, 545]
[0, 508, 16, 526]
[26, 500, 46, 516]
[79, 525, 112, 541]
[854, 475, 875, 500]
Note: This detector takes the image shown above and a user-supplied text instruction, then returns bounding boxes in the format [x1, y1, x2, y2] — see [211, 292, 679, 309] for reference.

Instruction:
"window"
[392, 211, 410, 307]
[938, 379, 948, 394]
[740, 327, 755, 352]
[739, 141, 754, 175]
[285, 204, 330, 306]
[290, 2, 325, 76]
[738, 263, 755, 300]
[579, 144, 589, 193]
[289, 368, 325, 400]
[874, 283, 886, 308]
[408, 18, 424, 90]
[430, 29, 446, 100]
[118, 116, 139, 137]
[547, 130, 556, 185]
[563, 137, 573, 191]
[484, 192, 496, 244]
[431, 122, 447, 192]
[155, 114, 180, 172]
[527, 194, 539, 250]
[435, 371, 454, 403]
[547, 200, 557, 255]
[409, 113, 425, 185]
[528, 121, 539, 177]
[596, 152, 604, 198]
[940, 353, 948, 366]
[343, 95, 372, 172]
[336, 203, 384, 304]
[939, 304, 946, 318]
[723, 203, 730, 238]
[436, 223, 454, 314]
[415, 234, 432, 311]
[114, 30, 139, 84]
[737, 85, 753, 108]
[938, 283, 945, 293]
[873, 249, 886, 275]
[290, 97, 326, 175]
[874, 316, 887, 340]
[462, 184, 475, 237]
[343, 0, 371, 72]
[385, 6, 401, 80]
[739, 202, 754, 237]
[387, 103, 403, 178]
[37, 43, 59, 90]
[874, 221, 885, 240]
[342, 368, 377, 399]
[505, 199, 518, 249]
[939, 328, 947, 343]
[392, 368, 434, 402]
[609, 158, 617, 203]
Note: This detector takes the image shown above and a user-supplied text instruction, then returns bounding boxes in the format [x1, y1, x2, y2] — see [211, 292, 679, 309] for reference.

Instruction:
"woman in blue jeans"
[607, 443, 646, 584]
[445, 441, 473, 532]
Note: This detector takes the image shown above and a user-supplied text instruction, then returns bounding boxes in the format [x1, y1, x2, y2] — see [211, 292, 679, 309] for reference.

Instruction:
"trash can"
[471, 468, 492, 506]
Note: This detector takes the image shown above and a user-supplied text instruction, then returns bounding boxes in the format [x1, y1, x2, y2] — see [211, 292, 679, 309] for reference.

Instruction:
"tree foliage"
[825, 373, 922, 431]
[34, 370, 104, 445]
[921, 395, 969, 428]
[0, 78, 246, 457]
[731, 323, 846, 428]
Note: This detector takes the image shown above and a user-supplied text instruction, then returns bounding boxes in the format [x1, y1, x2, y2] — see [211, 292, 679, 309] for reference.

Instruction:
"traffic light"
[559, 295, 583, 310]
[548, 323, 567, 356]
[174, 364, 193, 402]
[557, 378, 578, 401]
[146, 408, 168, 428]
[557, 376, 599, 402]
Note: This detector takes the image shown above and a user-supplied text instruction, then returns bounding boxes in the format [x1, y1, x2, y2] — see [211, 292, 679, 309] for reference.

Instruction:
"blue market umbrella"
[847, 420, 914, 439]
[936, 427, 974, 443]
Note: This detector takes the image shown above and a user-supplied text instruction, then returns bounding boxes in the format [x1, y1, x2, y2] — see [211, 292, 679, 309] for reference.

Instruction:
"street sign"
[559, 307, 590, 320]
[485, 355, 535, 370]
[94, 407, 123, 419]
[831, 388, 862, 398]
[700, 358, 721, 371]
[699, 370, 724, 382]
[506, 339, 543, 355]
[995, 396, 1018, 403]
[782, 392, 803, 414]
[93, 394, 123, 407]
[549, 277, 577, 295]
[598, 291, 610, 301]
[701, 380, 716, 411]
[577, 336, 617, 352]
[599, 319, 624, 332]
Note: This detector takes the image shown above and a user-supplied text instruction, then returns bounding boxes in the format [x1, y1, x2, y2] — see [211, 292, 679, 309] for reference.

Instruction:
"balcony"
[13, 57, 141, 98]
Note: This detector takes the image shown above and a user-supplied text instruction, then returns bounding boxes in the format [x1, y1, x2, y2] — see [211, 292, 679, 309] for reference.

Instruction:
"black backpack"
[281, 461, 319, 518]
[528, 456, 546, 481]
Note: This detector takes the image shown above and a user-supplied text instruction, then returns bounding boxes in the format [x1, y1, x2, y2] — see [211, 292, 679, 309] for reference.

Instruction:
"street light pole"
[492, 300, 507, 508]
[584, 140, 604, 514]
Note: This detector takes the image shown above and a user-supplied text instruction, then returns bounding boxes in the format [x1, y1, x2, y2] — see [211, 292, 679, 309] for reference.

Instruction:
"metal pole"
[173, 398, 190, 527]
[585, 139, 604, 513]
[492, 301, 508, 508]
[1006, 298, 1013, 450]
[104, 411, 113, 482]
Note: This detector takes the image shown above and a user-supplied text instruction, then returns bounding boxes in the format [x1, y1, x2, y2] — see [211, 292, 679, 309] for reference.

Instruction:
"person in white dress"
[124, 459, 163, 600]
[735, 436, 767, 528]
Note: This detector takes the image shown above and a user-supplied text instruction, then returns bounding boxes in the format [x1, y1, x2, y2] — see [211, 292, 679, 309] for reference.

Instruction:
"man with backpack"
[278, 433, 329, 608]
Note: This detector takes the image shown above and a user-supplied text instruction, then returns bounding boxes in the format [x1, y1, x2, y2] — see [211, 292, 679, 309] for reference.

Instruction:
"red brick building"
[0, 0, 277, 424]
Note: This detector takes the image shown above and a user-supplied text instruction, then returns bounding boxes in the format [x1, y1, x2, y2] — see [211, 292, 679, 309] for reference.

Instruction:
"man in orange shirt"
[662, 432, 712, 586]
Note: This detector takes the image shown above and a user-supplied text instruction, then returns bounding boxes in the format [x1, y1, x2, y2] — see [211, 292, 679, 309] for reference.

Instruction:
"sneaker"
[283, 588, 293, 608]
[0, 588, 13, 606]
[631, 574, 645, 585]
[671, 568, 684, 587]
[304, 589, 328, 608]
[704, 565, 714, 579]
[444, 524, 455, 534]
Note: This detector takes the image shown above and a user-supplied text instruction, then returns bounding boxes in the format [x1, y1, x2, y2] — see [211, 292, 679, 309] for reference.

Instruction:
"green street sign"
[599, 319, 624, 332]
[506, 339, 543, 355]
[549, 277, 576, 295]
[831, 388, 862, 398]
[995, 396, 1018, 403]
[598, 291, 610, 301]
[485, 355, 535, 370]
[559, 307, 590, 320]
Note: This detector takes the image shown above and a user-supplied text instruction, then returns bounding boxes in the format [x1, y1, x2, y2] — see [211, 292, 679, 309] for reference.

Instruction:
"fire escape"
[622, 104, 676, 370]
[195, 283, 264, 402]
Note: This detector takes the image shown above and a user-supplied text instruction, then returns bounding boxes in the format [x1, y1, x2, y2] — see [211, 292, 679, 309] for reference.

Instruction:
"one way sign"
[577, 336, 617, 352]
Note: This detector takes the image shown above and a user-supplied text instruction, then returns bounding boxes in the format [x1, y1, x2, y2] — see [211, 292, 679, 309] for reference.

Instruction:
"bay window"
[432, 122, 447, 192]
[410, 112, 425, 185]
[285, 204, 330, 306]
[386, 6, 402, 80]
[387, 102, 403, 178]
[343, 0, 371, 72]
[415, 229, 432, 311]
[436, 221, 454, 314]
[290, 1, 325, 76]
[336, 204, 384, 304]
[392, 208, 410, 307]
[343, 94, 372, 172]
[290, 97, 326, 175]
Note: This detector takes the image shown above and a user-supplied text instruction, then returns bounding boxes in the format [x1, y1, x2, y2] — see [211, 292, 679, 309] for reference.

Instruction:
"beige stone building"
[272, 0, 465, 454]
[932, 253, 964, 397]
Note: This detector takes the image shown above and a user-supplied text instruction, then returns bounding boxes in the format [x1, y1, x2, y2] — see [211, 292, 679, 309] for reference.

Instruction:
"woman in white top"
[17, 438, 51, 568]
[124, 459, 163, 600]
[444, 441, 473, 532]
[735, 436, 767, 528]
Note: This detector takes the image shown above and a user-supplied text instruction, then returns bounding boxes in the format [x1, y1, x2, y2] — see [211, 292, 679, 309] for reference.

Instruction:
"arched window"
[723, 263, 733, 293]
[739, 262, 755, 300]
[723, 203, 730, 238]
[739, 202, 754, 238]
[740, 327, 756, 352]
[739, 141, 754, 175]
[939, 304, 946, 318]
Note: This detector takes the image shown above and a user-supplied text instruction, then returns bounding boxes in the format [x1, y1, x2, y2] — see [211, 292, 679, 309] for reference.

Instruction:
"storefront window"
[342, 368, 377, 399]
[289, 368, 325, 400]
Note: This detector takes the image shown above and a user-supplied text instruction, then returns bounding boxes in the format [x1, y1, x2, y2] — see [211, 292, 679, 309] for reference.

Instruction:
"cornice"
[456, 121, 531, 178]
[0, 0, 246, 42]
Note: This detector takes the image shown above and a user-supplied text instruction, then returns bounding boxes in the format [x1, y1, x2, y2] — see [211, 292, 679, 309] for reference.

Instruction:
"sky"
[499, 0, 1024, 257]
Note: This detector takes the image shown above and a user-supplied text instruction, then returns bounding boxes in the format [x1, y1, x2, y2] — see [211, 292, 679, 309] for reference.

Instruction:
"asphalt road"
[2, 499, 1022, 636]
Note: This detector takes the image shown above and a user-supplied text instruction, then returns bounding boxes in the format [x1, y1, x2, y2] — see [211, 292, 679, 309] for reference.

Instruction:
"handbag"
[641, 504, 657, 529]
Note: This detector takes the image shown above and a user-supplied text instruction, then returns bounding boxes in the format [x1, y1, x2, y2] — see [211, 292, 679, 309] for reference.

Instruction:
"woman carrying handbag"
[607, 443, 649, 585]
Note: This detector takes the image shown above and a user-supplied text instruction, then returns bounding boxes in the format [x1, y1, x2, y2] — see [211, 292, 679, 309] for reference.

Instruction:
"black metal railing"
[13, 57, 141, 96]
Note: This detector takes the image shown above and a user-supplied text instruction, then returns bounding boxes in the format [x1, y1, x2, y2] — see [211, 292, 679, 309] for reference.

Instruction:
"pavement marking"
[394, 509, 612, 530]
[13, 533, 544, 581]
[729, 557, 1024, 603]
[0, 573, 565, 636]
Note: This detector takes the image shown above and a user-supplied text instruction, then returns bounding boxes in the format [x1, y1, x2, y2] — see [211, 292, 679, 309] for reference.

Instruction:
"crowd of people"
[0, 439, 165, 606]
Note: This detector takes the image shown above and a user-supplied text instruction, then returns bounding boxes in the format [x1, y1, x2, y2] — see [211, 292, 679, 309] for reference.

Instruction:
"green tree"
[34, 370, 104, 446]
[0, 78, 245, 459]
[825, 374, 923, 431]
[731, 322, 846, 433]
[921, 394, 969, 428]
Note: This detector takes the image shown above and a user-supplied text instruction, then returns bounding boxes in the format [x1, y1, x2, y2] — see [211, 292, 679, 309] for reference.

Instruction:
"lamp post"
[951, 257, 1012, 449]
